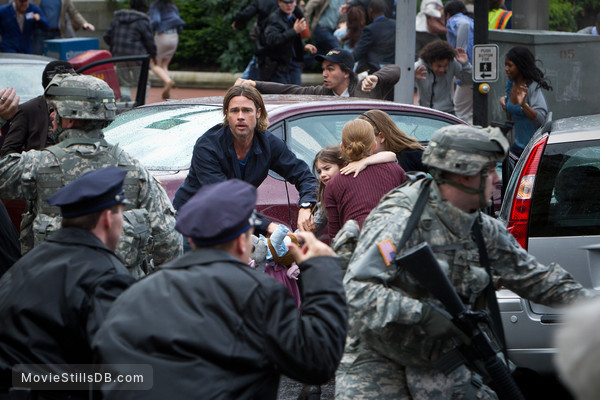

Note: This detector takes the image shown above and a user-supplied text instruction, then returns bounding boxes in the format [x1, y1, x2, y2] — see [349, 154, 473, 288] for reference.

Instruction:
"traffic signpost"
[473, 44, 499, 83]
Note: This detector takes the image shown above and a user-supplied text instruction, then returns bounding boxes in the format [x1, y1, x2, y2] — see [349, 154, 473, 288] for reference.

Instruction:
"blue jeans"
[271, 62, 302, 85]
[241, 55, 260, 80]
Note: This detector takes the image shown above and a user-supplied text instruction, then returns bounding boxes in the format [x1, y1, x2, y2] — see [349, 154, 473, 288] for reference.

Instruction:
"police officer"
[336, 125, 596, 399]
[0, 166, 134, 397]
[93, 179, 348, 399]
[0, 74, 182, 277]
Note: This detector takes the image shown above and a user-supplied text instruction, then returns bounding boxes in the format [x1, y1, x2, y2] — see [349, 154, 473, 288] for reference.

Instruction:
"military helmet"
[45, 74, 117, 121]
[422, 125, 509, 176]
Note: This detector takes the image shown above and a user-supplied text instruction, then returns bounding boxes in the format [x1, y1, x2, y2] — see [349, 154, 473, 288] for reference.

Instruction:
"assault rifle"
[395, 242, 525, 400]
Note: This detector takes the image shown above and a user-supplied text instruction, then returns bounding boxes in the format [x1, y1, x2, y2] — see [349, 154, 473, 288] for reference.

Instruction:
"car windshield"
[0, 63, 47, 104]
[103, 105, 223, 170]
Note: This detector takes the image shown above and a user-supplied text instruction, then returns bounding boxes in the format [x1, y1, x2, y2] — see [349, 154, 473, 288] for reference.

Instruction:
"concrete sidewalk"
[149, 71, 323, 90]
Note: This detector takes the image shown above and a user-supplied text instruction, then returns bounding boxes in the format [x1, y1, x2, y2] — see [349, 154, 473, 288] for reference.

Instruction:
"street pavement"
[146, 87, 226, 105]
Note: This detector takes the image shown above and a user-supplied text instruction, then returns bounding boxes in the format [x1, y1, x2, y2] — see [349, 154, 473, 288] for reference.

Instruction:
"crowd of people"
[1, 0, 599, 399]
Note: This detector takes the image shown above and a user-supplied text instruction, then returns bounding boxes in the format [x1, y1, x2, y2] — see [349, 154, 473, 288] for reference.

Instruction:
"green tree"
[171, 0, 254, 72]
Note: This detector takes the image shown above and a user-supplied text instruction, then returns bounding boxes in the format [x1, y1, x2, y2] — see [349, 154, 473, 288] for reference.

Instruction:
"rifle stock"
[395, 242, 525, 400]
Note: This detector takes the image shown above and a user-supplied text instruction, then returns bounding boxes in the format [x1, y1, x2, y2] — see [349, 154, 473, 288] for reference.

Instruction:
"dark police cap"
[315, 48, 355, 71]
[47, 166, 130, 218]
[175, 179, 259, 246]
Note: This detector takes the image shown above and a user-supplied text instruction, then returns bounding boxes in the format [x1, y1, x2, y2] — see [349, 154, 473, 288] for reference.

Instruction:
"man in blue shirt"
[0, 0, 49, 54]
[174, 84, 317, 234]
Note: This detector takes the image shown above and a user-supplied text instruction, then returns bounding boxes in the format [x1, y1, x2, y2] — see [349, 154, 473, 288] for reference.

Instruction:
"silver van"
[498, 113, 600, 374]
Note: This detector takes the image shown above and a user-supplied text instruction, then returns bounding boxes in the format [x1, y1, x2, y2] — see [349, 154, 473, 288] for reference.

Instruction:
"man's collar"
[334, 87, 350, 97]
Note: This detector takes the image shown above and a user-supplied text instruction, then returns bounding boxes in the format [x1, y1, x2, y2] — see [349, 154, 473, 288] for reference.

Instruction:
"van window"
[529, 139, 600, 236]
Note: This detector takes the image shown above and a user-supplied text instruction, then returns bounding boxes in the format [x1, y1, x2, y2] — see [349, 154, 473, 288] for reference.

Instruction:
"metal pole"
[394, 0, 417, 103]
[473, 0, 489, 126]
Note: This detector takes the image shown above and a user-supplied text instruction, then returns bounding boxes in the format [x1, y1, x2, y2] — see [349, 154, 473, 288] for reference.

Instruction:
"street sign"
[472, 44, 499, 83]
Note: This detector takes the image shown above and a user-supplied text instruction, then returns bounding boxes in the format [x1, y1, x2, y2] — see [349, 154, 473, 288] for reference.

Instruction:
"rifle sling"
[472, 219, 509, 362]
[397, 179, 432, 250]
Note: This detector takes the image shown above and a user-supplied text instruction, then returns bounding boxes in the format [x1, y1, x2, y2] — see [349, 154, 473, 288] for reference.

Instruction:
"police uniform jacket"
[254, 64, 401, 100]
[0, 228, 133, 387]
[93, 248, 348, 399]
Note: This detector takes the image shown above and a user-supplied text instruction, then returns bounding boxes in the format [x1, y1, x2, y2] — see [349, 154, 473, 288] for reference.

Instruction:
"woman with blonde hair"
[324, 119, 406, 239]
[358, 109, 427, 173]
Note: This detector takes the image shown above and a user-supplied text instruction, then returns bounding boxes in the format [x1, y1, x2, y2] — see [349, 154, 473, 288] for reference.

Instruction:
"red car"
[102, 95, 465, 230]
[3, 95, 465, 230]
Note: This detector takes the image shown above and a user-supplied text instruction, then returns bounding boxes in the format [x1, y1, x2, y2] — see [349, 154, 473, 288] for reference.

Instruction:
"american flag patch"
[377, 239, 396, 267]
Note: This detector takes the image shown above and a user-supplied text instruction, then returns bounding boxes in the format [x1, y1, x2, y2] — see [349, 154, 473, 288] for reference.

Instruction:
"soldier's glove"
[420, 303, 464, 339]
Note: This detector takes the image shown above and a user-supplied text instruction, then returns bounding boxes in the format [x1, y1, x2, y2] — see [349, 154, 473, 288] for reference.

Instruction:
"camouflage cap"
[45, 74, 117, 121]
[422, 125, 509, 176]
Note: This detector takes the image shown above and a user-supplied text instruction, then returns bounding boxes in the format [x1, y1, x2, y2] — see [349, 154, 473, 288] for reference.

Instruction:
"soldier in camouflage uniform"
[335, 125, 596, 399]
[0, 74, 182, 278]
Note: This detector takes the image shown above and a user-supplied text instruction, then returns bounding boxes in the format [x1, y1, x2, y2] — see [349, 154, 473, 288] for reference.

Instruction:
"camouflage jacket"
[0, 128, 182, 278]
[343, 178, 594, 367]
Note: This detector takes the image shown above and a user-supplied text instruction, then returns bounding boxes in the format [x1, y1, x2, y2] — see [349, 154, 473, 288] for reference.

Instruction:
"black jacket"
[0, 201, 19, 274]
[354, 16, 396, 73]
[0, 228, 133, 388]
[173, 124, 317, 232]
[233, 0, 303, 31]
[261, 8, 305, 67]
[93, 249, 348, 399]
[0, 95, 52, 157]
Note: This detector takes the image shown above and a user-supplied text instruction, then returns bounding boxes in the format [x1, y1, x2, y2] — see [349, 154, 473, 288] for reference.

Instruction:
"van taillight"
[506, 136, 548, 249]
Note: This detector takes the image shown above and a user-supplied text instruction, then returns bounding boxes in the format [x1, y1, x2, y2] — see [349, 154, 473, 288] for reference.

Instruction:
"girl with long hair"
[357, 109, 427, 173]
[499, 46, 552, 169]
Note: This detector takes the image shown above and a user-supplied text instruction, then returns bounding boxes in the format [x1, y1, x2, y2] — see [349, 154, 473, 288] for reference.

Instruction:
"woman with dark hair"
[357, 109, 427, 173]
[149, 0, 185, 99]
[324, 119, 406, 239]
[414, 40, 471, 115]
[341, 4, 366, 50]
[499, 46, 552, 169]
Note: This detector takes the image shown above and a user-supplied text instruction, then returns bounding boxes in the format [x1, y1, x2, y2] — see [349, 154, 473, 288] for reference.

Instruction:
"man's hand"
[304, 44, 317, 54]
[455, 47, 468, 64]
[415, 65, 427, 80]
[287, 231, 336, 263]
[235, 78, 256, 87]
[83, 22, 95, 31]
[0, 87, 19, 122]
[293, 17, 307, 34]
[297, 207, 313, 232]
[361, 75, 379, 93]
